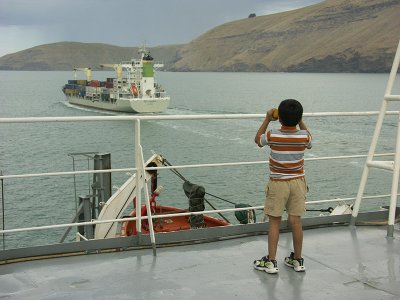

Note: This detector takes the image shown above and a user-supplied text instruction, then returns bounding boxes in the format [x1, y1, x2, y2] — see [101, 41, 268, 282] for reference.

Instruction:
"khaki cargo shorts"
[264, 177, 308, 217]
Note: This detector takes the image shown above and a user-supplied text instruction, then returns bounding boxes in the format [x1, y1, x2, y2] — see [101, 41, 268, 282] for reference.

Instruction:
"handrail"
[1, 111, 399, 251]
[0, 111, 399, 124]
[0, 192, 393, 235]
[0, 153, 396, 180]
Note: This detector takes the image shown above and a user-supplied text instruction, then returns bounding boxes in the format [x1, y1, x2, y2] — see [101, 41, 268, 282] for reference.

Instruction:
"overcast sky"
[0, 0, 322, 57]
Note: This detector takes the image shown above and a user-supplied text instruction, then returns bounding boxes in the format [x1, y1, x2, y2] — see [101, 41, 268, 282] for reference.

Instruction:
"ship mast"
[73, 67, 92, 81]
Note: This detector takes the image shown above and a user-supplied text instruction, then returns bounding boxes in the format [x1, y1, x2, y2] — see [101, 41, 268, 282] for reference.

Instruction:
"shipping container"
[76, 80, 87, 86]
[89, 80, 100, 87]
[64, 84, 81, 89]
[86, 86, 101, 94]
[64, 89, 79, 95]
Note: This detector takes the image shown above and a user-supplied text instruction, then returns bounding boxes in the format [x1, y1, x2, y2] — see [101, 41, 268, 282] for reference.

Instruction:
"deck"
[1, 223, 399, 300]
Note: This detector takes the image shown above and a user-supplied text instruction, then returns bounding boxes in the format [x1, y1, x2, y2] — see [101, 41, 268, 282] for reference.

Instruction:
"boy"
[253, 99, 312, 274]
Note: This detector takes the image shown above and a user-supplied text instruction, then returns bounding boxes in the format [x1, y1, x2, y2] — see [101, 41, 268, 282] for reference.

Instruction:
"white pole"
[351, 100, 388, 224]
[351, 39, 400, 226]
[135, 120, 142, 240]
[139, 146, 157, 255]
[384, 40, 400, 98]
[386, 40, 400, 237]
[1, 111, 400, 124]
[387, 112, 400, 237]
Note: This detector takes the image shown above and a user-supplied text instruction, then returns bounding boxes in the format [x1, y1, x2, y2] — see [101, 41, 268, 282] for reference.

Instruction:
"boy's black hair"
[278, 99, 303, 126]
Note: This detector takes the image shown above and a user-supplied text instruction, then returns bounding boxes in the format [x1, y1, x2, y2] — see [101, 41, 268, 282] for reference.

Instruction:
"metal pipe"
[1, 170, 5, 251]
[0, 193, 392, 235]
[385, 40, 400, 238]
[2, 110, 400, 238]
[351, 97, 389, 223]
[352, 39, 400, 227]
[0, 153, 395, 180]
[387, 112, 400, 237]
[0, 111, 399, 124]
[135, 120, 142, 239]
[140, 148, 157, 256]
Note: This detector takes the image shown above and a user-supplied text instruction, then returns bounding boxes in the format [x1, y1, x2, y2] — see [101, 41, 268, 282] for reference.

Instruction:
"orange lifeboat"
[120, 181, 230, 237]
[120, 204, 230, 236]
[120, 161, 231, 237]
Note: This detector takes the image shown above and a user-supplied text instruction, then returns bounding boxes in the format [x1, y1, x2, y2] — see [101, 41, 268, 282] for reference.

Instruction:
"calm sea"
[1, 71, 399, 248]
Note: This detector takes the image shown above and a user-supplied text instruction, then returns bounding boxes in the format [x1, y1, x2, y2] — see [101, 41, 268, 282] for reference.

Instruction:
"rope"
[163, 158, 238, 205]
[1, 170, 5, 251]
[163, 158, 230, 222]
[162, 158, 335, 218]
[306, 207, 334, 213]
[203, 191, 237, 205]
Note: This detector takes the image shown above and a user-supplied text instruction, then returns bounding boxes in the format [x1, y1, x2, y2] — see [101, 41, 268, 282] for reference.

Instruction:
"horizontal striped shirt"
[260, 126, 312, 181]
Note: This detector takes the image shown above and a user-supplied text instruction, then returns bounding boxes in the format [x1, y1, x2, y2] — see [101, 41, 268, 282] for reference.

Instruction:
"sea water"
[1, 71, 400, 248]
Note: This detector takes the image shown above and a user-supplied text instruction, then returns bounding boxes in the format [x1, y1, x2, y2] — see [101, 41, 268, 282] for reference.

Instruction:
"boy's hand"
[266, 109, 278, 121]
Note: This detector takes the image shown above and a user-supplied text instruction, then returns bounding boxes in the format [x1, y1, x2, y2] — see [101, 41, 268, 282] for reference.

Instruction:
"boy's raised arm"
[298, 119, 307, 131]
[255, 109, 276, 147]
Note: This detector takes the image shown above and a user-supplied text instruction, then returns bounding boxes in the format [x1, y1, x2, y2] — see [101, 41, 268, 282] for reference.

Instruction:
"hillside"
[0, 0, 399, 72]
[173, 0, 400, 72]
[0, 42, 183, 71]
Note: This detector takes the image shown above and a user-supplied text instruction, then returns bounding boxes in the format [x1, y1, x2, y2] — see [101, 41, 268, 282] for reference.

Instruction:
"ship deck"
[1, 223, 399, 300]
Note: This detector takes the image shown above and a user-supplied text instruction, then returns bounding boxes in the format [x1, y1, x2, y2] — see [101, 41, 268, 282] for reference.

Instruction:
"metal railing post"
[1, 170, 5, 251]
[138, 145, 157, 256]
[78, 196, 94, 239]
[387, 112, 400, 237]
[351, 99, 388, 225]
[134, 120, 142, 242]
[351, 39, 400, 231]
[134, 118, 157, 254]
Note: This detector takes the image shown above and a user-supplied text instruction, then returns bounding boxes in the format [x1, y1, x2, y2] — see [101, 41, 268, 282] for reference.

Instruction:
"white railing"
[0, 191, 396, 235]
[0, 111, 399, 251]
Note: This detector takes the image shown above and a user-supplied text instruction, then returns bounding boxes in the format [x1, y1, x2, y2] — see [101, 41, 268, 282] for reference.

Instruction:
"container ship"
[62, 48, 170, 113]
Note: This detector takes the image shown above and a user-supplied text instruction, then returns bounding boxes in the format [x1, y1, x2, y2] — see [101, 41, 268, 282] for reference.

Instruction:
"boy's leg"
[288, 214, 303, 258]
[285, 214, 305, 272]
[254, 215, 281, 274]
[253, 180, 285, 273]
[286, 178, 307, 259]
[284, 178, 307, 272]
[268, 215, 282, 260]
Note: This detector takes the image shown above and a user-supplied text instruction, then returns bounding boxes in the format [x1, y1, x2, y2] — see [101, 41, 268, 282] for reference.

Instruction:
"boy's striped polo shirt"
[260, 126, 312, 181]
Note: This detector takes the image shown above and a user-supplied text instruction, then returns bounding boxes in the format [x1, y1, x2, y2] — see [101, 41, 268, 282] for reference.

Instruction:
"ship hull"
[67, 95, 170, 113]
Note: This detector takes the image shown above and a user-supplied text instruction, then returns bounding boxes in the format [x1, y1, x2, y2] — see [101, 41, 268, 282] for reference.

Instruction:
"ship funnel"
[87, 68, 92, 81]
[116, 65, 122, 81]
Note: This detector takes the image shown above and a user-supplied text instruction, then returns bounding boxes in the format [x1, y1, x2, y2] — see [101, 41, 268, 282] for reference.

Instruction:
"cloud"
[0, 0, 322, 57]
